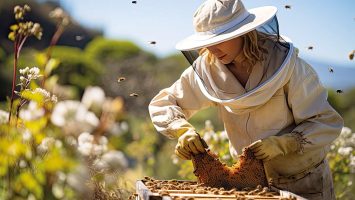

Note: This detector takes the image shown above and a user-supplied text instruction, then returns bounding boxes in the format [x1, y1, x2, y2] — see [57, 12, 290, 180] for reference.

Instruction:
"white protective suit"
[149, 38, 343, 199]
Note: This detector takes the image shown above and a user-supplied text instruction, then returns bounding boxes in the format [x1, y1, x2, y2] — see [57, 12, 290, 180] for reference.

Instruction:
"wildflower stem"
[8, 40, 19, 124]
[17, 36, 28, 58]
[41, 25, 64, 87]
[8, 35, 28, 124]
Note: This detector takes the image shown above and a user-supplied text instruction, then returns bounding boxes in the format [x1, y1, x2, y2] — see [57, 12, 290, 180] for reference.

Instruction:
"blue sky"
[59, 0, 355, 66]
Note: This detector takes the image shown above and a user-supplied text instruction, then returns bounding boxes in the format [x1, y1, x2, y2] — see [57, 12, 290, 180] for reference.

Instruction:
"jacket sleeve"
[148, 67, 215, 139]
[285, 57, 344, 154]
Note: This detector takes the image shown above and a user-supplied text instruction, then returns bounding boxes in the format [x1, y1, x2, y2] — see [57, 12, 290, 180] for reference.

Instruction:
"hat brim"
[175, 6, 277, 51]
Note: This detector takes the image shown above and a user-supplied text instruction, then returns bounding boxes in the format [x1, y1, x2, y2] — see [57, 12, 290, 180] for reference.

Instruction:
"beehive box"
[135, 177, 307, 200]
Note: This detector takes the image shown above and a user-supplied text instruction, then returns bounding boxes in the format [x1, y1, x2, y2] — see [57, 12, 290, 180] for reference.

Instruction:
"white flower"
[67, 165, 92, 196]
[65, 136, 77, 147]
[37, 137, 55, 154]
[77, 132, 108, 156]
[19, 160, 27, 168]
[57, 171, 67, 182]
[78, 132, 93, 145]
[51, 95, 58, 103]
[212, 133, 220, 142]
[33, 88, 50, 99]
[350, 155, 355, 173]
[219, 130, 229, 140]
[77, 142, 93, 156]
[93, 150, 128, 171]
[350, 134, 355, 148]
[222, 154, 231, 161]
[19, 101, 45, 121]
[81, 86, 105, 110]
[52, 183, 64, 199]
[29, 67, 40, 75]
[51, 101, 99, 135]
[19, 67, 29, 75]
[203, 131, 214, 142]
[108, 121, 129, 136]
[108, 123, 122, 136]
[171, 154, 179, 165]
[205, 120, 214, 131]
[0, 110, 9, 124]
[338, 147, 353, 156]
[22, 129, 32, 142]
[120, 121, 129, 132]
[340, 127, 352, 138]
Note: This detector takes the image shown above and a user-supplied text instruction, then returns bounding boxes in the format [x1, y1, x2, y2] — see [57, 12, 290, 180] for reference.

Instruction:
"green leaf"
[35, 53, 47, 68]
[44, 58, 60, 76]
[21, 90, 44, 103]
[17, 171, 43, 199]
[24, 118, 47, 135]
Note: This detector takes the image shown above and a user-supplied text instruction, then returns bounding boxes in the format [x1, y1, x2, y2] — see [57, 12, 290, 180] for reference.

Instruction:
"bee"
[149, 41, 156, 45]
[75, 35, 84, 41]
[132, 1, 137, 4]
[117, 77, 126, 83]
[307, 46, 314, 50]
[328, 67, 334, 73]
[284, 5, 291, 9]
[349, 50, 355, 60]
[336, 89, 343, 94]
[129, 93, 139, 97]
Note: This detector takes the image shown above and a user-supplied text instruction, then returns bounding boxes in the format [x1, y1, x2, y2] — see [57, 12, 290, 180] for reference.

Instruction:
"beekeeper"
[148, 0, 343, 199]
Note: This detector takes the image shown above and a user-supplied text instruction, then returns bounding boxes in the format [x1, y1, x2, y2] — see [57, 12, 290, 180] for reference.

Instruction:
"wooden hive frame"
[135, 179, 307, 200]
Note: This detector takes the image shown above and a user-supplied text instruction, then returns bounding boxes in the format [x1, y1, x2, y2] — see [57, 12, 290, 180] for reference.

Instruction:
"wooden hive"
[135, 178, 307, 200]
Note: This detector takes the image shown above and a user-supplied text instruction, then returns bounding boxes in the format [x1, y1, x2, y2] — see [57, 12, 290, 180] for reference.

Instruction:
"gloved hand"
[249, 134, 298, 162]
[175, 129, 206, 160]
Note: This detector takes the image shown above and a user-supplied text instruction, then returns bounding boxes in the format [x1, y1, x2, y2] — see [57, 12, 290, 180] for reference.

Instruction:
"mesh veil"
[181, 16, 290, 101]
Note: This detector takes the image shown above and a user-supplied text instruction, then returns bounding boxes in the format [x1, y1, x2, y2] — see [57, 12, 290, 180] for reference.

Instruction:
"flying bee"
[336, 89, 343, 94]
[349, 50, 355, 60]
[132, 1, 137, 4]
[117, 77, 126, 83]
[307, 46, 314, 50]
[284, 5, 291, 9]
[149, 41, 156, 45]
[129, 93, 139, 97]
[75, 35, 84, 41]
[328, 67, 334, 73]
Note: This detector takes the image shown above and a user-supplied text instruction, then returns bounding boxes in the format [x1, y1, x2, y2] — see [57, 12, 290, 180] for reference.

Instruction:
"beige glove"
[249, 134, 298, 162]
[175, 129, 206, 160]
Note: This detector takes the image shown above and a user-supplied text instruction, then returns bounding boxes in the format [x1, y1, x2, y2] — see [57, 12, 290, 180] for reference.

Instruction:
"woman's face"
[206, 36, 244, 64]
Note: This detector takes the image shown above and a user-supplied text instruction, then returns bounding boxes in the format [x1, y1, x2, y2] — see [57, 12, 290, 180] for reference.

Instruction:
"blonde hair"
[199, 30, 268, 72]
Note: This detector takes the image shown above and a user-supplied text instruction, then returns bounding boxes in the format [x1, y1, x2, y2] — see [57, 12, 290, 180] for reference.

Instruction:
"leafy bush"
[327, 127, 355, 199]
[85, 37, 141, 62]
[50, 46, 103, 94]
